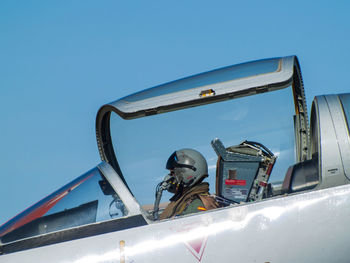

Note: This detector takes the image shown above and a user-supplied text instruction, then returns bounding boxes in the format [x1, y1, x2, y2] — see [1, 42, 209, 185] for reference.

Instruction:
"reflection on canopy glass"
[0, 168, 128, 243]
[110, 87, 296, 206]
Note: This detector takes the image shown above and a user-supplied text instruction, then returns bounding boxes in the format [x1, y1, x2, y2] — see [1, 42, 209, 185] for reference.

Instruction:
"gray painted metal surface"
[2, 183, 350, 262]
[313, 95, 350, 189]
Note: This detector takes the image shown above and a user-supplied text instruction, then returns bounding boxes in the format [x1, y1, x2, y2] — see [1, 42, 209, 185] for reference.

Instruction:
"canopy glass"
[110, 87, 296, 205]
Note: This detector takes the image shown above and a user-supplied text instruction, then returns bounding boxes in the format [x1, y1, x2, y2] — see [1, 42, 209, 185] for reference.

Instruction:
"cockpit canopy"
[96, 56, 309, 207]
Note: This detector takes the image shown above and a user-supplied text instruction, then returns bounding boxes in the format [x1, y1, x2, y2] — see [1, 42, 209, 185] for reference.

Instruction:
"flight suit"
[160, 183, 218, 219]
[181, 198, 205, 215]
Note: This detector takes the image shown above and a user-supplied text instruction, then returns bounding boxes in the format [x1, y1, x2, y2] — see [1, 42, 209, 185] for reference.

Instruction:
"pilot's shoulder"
[181, 197, 204, 215]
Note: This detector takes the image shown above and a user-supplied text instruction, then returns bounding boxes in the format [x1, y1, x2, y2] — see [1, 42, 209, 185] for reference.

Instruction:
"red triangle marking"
[184, 236, 208, 261]
[172, 223, 209, 262]
[187, 237, 204, 254]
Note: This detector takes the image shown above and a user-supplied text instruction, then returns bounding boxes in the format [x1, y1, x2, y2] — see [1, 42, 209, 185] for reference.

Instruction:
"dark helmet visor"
[166, 152, 196, 171]
[166, 152, 177, 170]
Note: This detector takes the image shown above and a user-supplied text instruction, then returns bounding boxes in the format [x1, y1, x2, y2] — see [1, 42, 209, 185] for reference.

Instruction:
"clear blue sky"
[1, 0, 350, 224]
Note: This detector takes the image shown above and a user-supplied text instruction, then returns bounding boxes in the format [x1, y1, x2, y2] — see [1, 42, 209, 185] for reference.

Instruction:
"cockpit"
[2, 56, 334, 254]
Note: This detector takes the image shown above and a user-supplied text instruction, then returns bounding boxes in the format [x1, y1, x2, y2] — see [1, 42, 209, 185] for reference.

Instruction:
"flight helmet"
[166, 148, 208, 188]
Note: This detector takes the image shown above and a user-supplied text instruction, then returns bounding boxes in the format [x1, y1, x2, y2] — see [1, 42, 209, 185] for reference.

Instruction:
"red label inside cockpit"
[225, 179, 247, 186]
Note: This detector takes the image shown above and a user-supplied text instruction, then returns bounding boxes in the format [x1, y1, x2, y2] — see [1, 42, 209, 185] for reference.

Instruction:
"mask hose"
[153, 175, 174, 220]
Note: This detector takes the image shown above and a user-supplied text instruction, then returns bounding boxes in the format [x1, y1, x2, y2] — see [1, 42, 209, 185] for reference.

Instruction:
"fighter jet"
[1, 56, 350, 262]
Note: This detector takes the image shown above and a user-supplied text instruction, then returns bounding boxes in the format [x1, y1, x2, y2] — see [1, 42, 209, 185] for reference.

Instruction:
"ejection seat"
[211, 138, 276, 204]
[281, 155, 319, 194]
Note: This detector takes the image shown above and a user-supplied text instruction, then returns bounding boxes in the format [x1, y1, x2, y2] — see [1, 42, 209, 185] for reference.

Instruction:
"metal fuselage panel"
[313, 95, 350, 189]
[1, 184, 350, 263]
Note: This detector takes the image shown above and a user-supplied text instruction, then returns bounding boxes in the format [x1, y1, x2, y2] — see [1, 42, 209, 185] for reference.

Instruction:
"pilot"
[159, 148, 218, 220]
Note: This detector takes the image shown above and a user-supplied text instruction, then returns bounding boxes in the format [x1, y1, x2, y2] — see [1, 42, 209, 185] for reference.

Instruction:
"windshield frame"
[97, 162, 142, 215]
